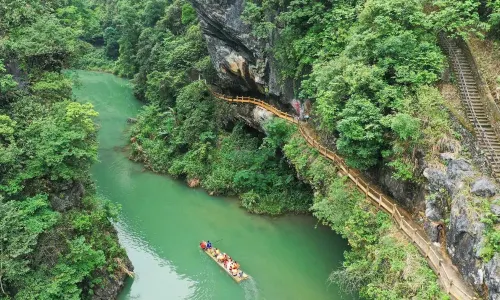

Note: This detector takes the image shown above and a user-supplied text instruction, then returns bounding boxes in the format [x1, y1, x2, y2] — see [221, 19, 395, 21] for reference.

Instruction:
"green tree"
[336, 97, 385, 169]
[0, 60, 17, 101]
[430, 0, 487, 38]
[2, 16, 78, 72]
[0, 195, 59, 295]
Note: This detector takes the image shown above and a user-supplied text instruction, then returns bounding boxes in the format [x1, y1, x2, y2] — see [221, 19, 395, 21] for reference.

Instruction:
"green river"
[72, 70, 354, 300]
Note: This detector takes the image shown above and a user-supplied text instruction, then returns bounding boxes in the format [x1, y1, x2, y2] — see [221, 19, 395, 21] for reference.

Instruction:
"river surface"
[72, 70, 354, 300]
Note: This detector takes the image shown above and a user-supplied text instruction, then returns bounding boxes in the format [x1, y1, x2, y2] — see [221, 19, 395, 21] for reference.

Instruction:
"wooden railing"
[211, 90, 477, 300]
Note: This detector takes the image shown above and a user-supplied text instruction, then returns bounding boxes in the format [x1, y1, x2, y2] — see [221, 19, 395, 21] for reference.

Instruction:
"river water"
[72, 70, 353, 300]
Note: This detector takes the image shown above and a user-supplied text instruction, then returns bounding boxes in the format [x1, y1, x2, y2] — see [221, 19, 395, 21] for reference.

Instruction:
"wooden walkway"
[211, 90, 478, 299]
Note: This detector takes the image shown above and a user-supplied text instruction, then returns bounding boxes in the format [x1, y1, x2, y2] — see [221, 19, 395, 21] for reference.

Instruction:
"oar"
[213, 239, 223, 244]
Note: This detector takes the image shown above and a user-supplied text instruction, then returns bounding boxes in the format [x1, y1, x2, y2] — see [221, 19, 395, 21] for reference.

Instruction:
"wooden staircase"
[441, 37, 500, 177]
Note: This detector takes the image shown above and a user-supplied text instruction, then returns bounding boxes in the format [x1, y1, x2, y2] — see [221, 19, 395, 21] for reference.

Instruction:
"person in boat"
[231, 268, 238, 276]
[200, 241, 207, 250]
[238, 270, 244, 278]
[232, 261, 240, 270]
[207, 240, 212, 249]
[217, 253, 224, 262]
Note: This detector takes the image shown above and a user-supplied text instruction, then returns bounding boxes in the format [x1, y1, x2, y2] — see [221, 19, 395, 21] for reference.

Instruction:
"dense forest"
[1, 0, 500, 299]
[0, 1, 131, 299]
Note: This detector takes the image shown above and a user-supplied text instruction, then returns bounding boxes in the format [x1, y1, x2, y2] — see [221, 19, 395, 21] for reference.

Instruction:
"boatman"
[207, 240, 212, 249]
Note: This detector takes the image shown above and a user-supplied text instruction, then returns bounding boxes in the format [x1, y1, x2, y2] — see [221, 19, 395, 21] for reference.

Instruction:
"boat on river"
[202, 245, 250, 283]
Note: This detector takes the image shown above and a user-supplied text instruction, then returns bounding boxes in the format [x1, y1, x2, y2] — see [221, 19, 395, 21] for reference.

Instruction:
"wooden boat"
[203, 247, 250, 283]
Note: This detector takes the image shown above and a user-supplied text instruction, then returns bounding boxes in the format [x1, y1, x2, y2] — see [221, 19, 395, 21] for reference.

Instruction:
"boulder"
[471, 177, 497, 198]
[423, 168, 447, 192]
[447, 158, 474, 180]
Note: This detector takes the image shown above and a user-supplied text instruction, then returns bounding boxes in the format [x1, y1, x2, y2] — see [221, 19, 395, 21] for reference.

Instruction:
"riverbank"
[74, 70, 353, 299]
[127, 78, 448, 298]
[128, 81, 313, 215]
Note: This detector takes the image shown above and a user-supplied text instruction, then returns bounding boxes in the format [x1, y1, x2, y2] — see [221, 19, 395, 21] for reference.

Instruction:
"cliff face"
[190, 2, 499, 298]
[47, 181, 134, 299]
[190, 0, 293, 101]
[372, 109, 500, 298]
[424, 156, 500, 299]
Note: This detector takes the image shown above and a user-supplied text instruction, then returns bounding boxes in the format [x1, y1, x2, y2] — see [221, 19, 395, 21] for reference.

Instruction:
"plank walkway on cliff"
[210, 90, 477, 299]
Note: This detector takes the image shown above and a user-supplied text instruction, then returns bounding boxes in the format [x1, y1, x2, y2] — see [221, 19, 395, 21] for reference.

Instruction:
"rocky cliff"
[190, 0, 293, 101]
[190, 1, 499, 298]
[47, 180, 134, 299]
[424, 155, 499, 299]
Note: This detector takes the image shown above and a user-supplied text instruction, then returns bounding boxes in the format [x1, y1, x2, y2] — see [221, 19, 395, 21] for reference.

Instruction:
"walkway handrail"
[210, 89, 477, 300]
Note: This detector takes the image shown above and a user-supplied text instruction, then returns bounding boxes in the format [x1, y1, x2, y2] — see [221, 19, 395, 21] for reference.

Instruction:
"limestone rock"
[423, 220, 440, 242]
[447, 194, 487, 291]
[190, 0, 293, 101]
[484, 254, 500, 300]
[230, 102, 275, 131]
[447, 158, 474, 180]
[425, 198, 443, 221]
[253, 106, 274, 127]
[92, 241, 134, 300]
[471, 177, 497, 197]
[379, 167, 423, 211]
[190, 0, 264, 92]
[50, 181, 85, 212]
[492, 204, 500, 218]
[423, 168, 447, 191]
